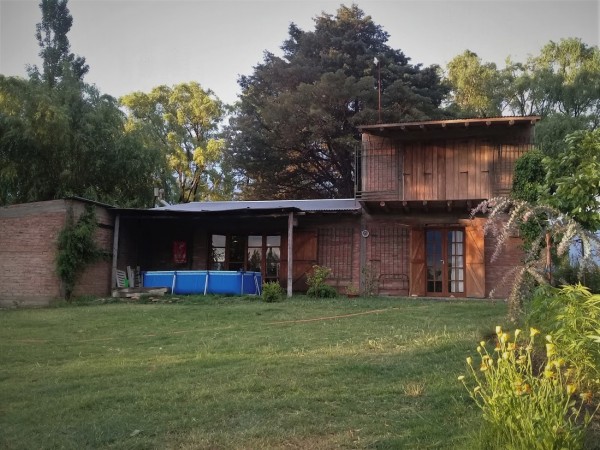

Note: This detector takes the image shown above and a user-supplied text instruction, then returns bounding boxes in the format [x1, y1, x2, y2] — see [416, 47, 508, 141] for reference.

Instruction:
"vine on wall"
[56, 205, 104, 300]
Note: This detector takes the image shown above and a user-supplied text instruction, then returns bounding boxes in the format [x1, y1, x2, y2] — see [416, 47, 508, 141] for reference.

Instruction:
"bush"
[459, 326, 595, 449]
[527, 284, 600, 392]
[262, 281, 284, 303]
[306, 265, 337, 298]
[307, 284, 337, 298]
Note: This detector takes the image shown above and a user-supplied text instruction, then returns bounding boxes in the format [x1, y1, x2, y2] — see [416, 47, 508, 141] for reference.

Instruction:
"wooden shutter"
[409, 228, 426, 296]
[465, 220, 485, 298]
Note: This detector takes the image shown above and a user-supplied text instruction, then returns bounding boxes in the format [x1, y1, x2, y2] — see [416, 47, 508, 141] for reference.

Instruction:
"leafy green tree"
[544, 129, 600, 230]
[445, 50, 503, 117]
[446, 38, 600, 129]
[226, 4, 449, 199]
[121, 83, 232, 203]
[28, 0, 88, 86]
[0, 0, 165, 207]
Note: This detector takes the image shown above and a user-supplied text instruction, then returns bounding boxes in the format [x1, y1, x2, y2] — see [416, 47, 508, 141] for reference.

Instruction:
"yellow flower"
[544, 367, 555, 379]
[507, 343, 516, 351]
[480, 341, 486, 347]
[479, 363, 488, 372]
[514, 329, 521, 338]
[473, 386, 481, 393]
[553, 358, 565, 369]
[500, 332, 510, 343]
[566, 384, 577, 395]
[546, 343, 556, 357]
[502, 352, 510, 360]
[477, 346, 482, 353]
[546, 335, 553, 343]
[466, 357, 473, 365]
[496, 325, 502, 335]
[529, 327, 540, 337]
[457, 375, 465, 381]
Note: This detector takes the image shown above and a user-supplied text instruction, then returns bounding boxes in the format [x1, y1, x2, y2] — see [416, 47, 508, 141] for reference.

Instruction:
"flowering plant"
[458, 326, 596, 449]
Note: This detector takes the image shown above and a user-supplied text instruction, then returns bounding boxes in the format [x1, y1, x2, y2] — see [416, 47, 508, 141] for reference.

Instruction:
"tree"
[28, 0, 89, 86]
[446, 38, 600, 128]
[543, 129, 600, 231]
[121, 83, 231, 203]
[445, 50, 503, 117]
[225, 4, 449, 199]
[0, 0, 165, 207]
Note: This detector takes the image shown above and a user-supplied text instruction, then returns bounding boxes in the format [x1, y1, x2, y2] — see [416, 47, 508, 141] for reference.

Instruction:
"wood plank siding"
[357, 117, 538, 203]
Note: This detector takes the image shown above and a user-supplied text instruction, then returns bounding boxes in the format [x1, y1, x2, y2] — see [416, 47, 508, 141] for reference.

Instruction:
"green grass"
[0, 296, 507, 449]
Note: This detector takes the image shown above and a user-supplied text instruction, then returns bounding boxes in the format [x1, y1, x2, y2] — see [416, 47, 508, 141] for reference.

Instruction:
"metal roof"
[151, 198, 362, 213]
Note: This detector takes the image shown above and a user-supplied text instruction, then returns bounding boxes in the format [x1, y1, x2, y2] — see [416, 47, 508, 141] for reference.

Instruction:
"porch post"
[111, 214, 120, 289]
[287, 211, 294, 298]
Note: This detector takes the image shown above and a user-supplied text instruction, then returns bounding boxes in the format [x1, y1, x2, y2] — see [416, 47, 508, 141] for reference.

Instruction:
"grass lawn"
[0, 296, 507, 449]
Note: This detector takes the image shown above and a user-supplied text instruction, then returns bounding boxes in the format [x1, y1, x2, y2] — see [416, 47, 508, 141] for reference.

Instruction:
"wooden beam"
[287, 211, 294, 298]
[111, 214, 120, 289]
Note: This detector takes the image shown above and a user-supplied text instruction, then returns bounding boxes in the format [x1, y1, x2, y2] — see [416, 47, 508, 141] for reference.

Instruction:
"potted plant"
[345, 284, 359, 298]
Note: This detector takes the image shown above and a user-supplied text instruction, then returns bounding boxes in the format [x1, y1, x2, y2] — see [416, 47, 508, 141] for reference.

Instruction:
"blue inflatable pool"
[142, 270, 262, 295]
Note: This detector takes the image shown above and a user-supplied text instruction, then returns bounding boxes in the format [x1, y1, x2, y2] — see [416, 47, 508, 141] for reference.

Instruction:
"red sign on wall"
[173, 241, 187, 264]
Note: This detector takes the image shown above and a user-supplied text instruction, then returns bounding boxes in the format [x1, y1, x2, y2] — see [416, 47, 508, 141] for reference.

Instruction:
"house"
[0, 116, 539, 306]
[113, 116, 540, 299]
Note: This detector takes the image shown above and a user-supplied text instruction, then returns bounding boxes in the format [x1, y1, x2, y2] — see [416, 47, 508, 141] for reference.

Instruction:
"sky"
[1, 0, 599, 105]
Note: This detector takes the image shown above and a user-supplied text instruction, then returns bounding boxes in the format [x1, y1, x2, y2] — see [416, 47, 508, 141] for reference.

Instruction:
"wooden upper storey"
[356, 117, 540, 206]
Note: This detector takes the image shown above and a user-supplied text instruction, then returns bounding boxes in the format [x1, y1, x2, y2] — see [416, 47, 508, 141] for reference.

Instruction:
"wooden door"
[409, 228, 426, 296]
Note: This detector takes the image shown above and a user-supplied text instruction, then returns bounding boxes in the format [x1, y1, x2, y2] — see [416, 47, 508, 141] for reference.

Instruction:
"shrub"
[306, 265, 337, 298]
[307, 284, 337, 298]
[527, 284, 600, 392]
[459, 326, 596, 449]
[262, 281, 283, 303]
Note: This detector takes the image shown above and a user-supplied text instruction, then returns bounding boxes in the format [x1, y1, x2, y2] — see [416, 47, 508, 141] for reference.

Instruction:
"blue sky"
[1, 0, 598, 104]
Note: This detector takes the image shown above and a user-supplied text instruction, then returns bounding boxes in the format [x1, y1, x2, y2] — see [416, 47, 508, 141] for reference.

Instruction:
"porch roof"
[152, 198, 361, 213]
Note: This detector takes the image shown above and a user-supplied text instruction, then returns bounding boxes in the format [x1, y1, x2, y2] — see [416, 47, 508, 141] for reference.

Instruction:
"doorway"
[425, 228, 465, 296]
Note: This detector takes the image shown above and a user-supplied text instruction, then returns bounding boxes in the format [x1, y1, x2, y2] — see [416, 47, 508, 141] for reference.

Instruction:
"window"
[211, 235, 226, 270]
[210, 234, 281, 280]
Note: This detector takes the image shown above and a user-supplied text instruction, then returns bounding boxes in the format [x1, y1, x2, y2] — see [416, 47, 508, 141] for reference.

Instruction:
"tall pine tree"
[225, 5, 449, 199]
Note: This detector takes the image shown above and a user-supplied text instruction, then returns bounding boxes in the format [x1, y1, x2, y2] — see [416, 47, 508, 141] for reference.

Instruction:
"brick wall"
[485, 234, 526, 299]
[0, 199, 113, 307]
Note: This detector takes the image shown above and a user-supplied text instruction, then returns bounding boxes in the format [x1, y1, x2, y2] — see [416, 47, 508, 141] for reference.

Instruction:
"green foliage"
[512, 149, 545, 203]
[361, 264, 379, 297]
[527, 284, 600, 391]
[445, 50, 503, 117]
[226, 4, 449, 199]
[460, 326, 594, 449]
[56, 206, 104, 300]
[0, 0, 166, 207]
[261, 281, 284, 303]
[473, 197, 600, 321]
[306, 265, 337, 298]
[28, 0, 89, 86]
[543, 129, 600, 230]
[446, 38, 600, 122]
[120, 82, 231, 203]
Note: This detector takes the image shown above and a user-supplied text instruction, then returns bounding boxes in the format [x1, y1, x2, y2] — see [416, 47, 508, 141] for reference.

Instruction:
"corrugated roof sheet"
[152, 198, 361, 213]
